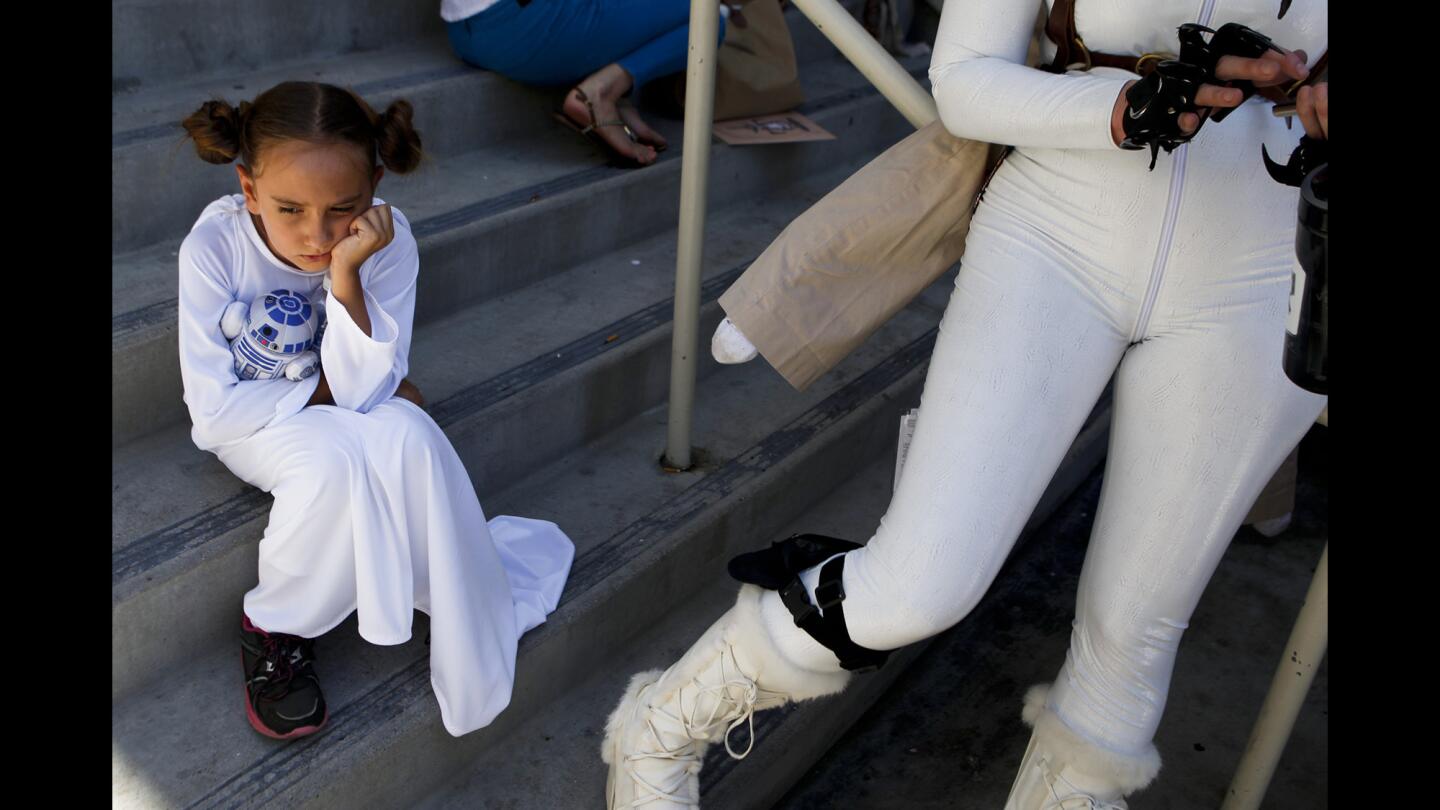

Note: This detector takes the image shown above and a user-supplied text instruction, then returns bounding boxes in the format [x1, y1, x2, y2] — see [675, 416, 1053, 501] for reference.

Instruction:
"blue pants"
[447, 0, 726, 91]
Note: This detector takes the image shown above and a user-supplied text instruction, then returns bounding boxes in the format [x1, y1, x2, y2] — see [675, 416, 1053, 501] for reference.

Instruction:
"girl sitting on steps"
[178, 80, 574, 740]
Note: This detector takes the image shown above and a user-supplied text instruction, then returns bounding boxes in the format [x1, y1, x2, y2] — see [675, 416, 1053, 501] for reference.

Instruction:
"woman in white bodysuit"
[601, 1, 1327, 807]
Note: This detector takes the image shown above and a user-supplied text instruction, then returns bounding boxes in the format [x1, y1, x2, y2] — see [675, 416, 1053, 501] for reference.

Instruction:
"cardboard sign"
[713, 112, 837, 145]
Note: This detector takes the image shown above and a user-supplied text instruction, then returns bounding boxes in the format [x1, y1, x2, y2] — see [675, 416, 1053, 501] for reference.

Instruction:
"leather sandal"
[553, 87, 648, 168]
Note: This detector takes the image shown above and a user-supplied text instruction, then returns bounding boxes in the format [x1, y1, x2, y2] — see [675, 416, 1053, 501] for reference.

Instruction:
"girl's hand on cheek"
[331, 204, 395, 274]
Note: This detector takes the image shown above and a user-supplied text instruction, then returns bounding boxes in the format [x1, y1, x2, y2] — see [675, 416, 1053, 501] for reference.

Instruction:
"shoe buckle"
[779, 579, 817, 625]
[815, 577, 845, 611]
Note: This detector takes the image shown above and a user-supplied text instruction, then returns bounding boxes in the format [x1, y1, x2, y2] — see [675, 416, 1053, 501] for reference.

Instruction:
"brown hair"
[181, 81, 422, 174]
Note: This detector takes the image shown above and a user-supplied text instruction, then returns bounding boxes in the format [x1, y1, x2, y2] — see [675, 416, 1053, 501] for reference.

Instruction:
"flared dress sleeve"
[177, 221, 319, 453]
[319, 208, 419, 414]
[928, 0, 1126, 150]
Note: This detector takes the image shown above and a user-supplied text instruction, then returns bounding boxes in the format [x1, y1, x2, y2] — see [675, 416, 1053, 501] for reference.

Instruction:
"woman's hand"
[1295, 81, 1328, 140]
[1181, 49, 1310, 133]
[330, 204, 395, 276]
[1111, 48, 1312, 145]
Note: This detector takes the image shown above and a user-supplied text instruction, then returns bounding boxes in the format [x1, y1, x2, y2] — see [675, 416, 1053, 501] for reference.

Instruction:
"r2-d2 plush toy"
[220, 289, 323, 381]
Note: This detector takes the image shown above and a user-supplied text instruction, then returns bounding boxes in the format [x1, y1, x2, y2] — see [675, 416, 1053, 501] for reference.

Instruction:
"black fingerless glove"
[1119, 60, 1208, 170]
[1177, 22, 1285, 123]
[1120, 22, 1285, 170]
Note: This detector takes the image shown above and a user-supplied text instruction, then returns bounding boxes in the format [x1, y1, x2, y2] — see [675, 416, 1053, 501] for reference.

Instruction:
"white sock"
[797, 553, 847, 613]
[758, 587, 846, 673]
[711, 317, 759, 364]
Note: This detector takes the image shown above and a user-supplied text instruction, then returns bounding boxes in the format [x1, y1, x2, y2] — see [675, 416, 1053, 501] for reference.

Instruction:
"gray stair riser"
[113, 321, 185, 447]
[112, 38, 460, 138]
[449, 305, 727, 496]
[214, 325, 933, 810]
[111, 91, 912, 445]
[112, 146, 234, 256]
[112, 72, 555, 254]
[111, 530, 260, 709]
[110, 301, 725, 702]
[113, 0, 443, 91]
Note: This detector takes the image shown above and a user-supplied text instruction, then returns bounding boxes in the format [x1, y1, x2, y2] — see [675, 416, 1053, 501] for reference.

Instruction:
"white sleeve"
[928, 0, 1127, 150]
[319, 212, 418, 414]
[177, 227, 318, 452]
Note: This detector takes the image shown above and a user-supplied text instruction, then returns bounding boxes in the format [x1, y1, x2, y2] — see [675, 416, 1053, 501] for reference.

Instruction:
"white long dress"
[177, 194, 574, 736]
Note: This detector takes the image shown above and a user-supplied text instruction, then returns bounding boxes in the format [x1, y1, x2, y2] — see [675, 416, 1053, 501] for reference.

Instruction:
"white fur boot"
[602, 585, 850, 809]
[1003, 685, 1162, 810]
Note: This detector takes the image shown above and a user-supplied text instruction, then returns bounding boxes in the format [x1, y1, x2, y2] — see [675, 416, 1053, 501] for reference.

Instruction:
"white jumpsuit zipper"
[1131, 0, 1217, 342]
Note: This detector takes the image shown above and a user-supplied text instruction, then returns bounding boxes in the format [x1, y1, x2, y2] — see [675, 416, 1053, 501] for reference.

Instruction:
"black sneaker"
[240, 615, 328, 739]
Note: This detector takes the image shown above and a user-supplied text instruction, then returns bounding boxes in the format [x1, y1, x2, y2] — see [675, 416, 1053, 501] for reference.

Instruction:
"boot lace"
[621, 644, 787, 806]
[1038, 755, 1128, 810]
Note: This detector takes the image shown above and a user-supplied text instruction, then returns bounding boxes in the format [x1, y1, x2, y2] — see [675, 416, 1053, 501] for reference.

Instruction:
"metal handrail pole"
[789, 0, 939, 128]
[664, 0, 722, 470]
[1221, 542, 1329, 810]
[665, 0, 931, 468]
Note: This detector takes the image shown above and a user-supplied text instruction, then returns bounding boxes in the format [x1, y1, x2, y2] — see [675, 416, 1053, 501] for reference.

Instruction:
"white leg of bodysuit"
[757, 197, 1134, 671]
[1044, 247, 1326, 756]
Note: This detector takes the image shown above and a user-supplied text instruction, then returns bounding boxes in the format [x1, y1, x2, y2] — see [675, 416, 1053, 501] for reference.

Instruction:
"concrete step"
[112, 0, 442, 92]
[110, 0, 859, 254]
[111, 160, 880, 702]
[112, 57, 925, 446]
[418, 397, 1111, 810]
[112, 263, 961, 808]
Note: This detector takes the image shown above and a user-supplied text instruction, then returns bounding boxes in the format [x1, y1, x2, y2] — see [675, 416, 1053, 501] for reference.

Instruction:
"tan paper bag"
[713, 0, 806, 120]
[718, 121, 1006, 390]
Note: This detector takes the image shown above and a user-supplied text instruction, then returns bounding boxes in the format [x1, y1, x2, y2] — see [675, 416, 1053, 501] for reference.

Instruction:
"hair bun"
[376, 99, 423, 174]
[181, 99, 244, 165]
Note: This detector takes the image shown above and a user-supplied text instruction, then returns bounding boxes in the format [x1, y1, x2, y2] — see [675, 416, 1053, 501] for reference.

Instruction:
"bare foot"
[617, 103, 667, 152]
[561, 64, 658, 166]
